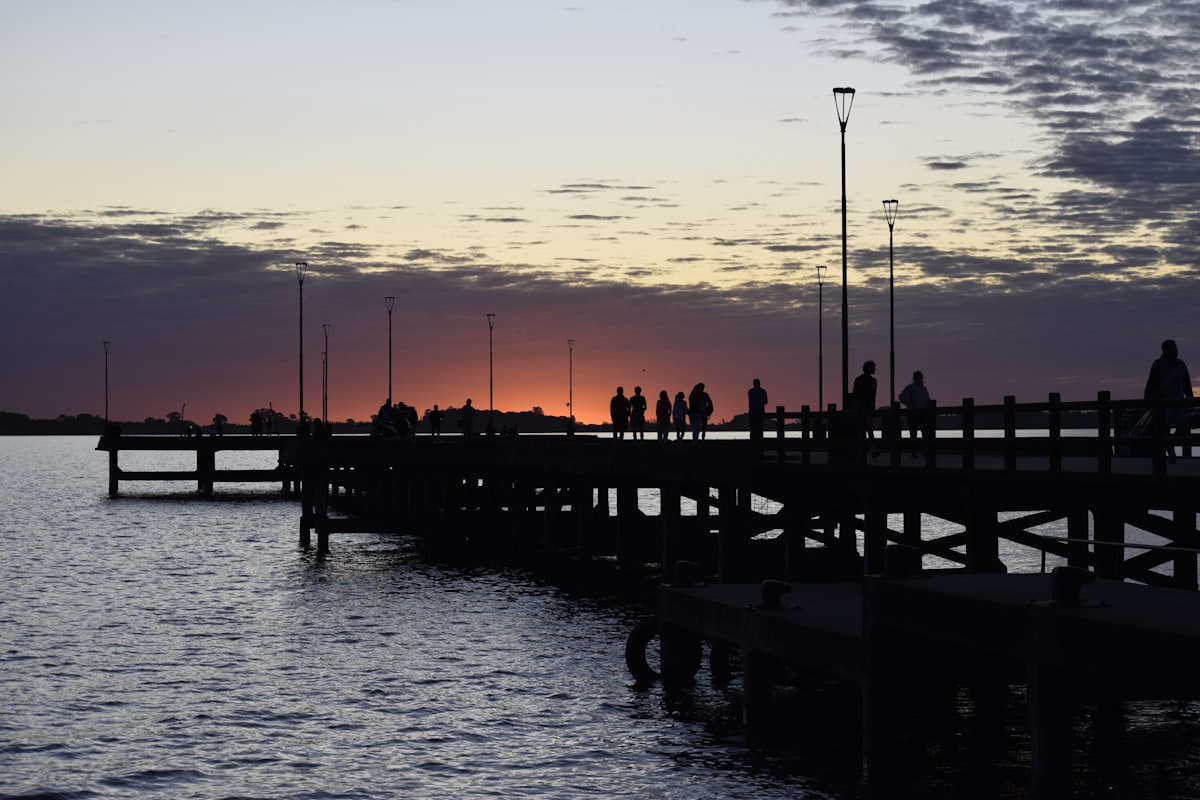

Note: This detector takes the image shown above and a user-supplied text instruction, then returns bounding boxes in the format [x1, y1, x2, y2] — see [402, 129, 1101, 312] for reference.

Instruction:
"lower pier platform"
[632, 569, 1200, 799]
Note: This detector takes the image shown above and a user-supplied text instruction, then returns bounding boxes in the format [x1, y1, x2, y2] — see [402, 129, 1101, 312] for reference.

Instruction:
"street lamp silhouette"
[833, 87, 855, 407]
[883, 199, 899, 405]
[487, 313, 496, 435]
[103, 340, 110, 426]
[816, 266, 827, 416]
[295, 261, 307, 432]
[322, 323, 331, 425]
[567, 338, 575, 430]
[384, 296, 395, 403]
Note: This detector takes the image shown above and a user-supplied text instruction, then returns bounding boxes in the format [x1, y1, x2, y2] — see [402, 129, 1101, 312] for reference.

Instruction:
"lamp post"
[103, 340, 110, 426]
[487, 313, 496, 435]
[322, 323, 331, 425]
[883, 199, 899, 405]
[296, 261, 307, 432]
[816, 266, 827, 415]
[567, 338, 575, 430]
[384, 296, 395, 403]
[833, 87, 855, 408]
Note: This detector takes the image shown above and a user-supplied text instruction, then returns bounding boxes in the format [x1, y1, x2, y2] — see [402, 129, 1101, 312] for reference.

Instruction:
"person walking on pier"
[610, 386, 630, 439]
[688, 383, 713, 441]
[629, 386, 648, 440]
[1145, 339, 1195, 460]
[851, 360, 878, 454]
[672, 391, 688, 440]
[655, 390, 672, 441]
[747, 378, 768, 443]
[899, 370, 931, 456]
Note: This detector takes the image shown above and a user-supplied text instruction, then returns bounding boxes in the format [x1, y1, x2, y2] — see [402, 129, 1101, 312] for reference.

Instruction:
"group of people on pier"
[609, 383, 716, 441]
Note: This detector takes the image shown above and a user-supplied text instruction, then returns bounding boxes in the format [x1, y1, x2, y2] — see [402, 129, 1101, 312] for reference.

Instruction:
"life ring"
[624, 616, 660, 683]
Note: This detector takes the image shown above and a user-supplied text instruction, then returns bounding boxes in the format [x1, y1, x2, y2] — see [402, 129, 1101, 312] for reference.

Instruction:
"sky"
[2, 0, 1198, 426]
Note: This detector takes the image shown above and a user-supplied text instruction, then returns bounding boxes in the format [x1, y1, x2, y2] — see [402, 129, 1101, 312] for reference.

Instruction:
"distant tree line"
[0, 407, 766, 436]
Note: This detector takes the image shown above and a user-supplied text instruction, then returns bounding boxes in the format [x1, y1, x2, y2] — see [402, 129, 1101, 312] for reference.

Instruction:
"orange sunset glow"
[2, 1, 1196, 427]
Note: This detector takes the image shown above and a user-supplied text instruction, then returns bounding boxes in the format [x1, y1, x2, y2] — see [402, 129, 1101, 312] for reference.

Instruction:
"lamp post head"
[567, 338, 574, 350]
[816, 265, 827, 286]
[384, 296, 395, 313]
[323, 323, 331, 338]
[295, 261, 307, 283]
[833, 87, 856, 129]
[104, 340, 110, 352]
[487, 313, 495, 330]
[883, 199, 899, 228]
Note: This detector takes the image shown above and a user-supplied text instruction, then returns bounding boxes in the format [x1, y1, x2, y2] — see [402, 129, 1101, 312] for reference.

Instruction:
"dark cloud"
[776, 0, 1200, 262]
[2, 211, 1189, 425]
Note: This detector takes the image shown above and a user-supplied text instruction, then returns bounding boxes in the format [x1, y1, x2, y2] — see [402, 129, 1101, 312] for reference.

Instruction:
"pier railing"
[771, 391, 1198, 476]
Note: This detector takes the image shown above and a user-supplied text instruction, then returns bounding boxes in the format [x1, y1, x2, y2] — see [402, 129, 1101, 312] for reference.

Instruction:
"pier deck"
[646, 571, 1200, 798]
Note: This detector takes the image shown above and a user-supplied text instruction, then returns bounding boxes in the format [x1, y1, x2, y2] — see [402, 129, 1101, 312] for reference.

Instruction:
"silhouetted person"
[610, 386, 630, 439]
[747, 378, 768, 443]
[688, 383, 713, 441]
[672, 392, 688, 440]
[851, 360, 878, 453]
[427, 404, 444, 437]
[406, 404, 418, 441]
[459, 398, 476, 437]
[629, 386, 648, 440]
[898, 370, 931, 456]
[1145, 339, 1195, 460]
[655, 390, 672, 441]
[375, 398, 397, 438]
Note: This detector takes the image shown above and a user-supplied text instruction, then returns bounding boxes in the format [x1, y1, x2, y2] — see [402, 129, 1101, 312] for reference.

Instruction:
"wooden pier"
[95, 434, 297, 497]
[639, 568, 1200, 798]
[96, 391, 1200, 798]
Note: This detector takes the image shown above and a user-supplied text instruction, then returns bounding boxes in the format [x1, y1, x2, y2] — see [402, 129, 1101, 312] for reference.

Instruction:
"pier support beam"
[1027, 665, 1074, 800]
[1093, 496, 1123, 580]
[1174, 501, 1198, 590]
[966, 494, 1003, 573]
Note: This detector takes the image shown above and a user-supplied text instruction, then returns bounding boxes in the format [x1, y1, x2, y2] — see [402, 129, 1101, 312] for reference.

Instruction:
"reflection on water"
[1, 437, 1199, 799]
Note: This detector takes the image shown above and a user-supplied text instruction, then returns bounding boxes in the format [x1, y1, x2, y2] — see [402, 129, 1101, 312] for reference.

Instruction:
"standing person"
[427, 404, 444, 438]
[655, 390, 672, 441]
[672, 391, 688, 440]
[629, 386, 648, 440]
[898, 370, 931, 456]
[1145, 339, 1195, 460]
[747, 378, 768, 443]
[851, 361, 878, 453]
[459, 398, 476, 437]
[610, 386, 630, 440]
[688, 383, 713, 441]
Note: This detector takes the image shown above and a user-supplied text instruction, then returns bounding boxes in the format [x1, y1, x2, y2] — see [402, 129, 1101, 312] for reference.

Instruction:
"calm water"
[2, 437, 1199, 800]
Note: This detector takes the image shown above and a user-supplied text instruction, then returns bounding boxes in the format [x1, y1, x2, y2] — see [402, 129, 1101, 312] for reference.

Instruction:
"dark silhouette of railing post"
[800, 405, 812, 465]
[962, 399, 976, 471]
[1097, 391, 1112, 474]
[775, 406, 786, 464]
[1048, 393, 1062, 472]
[1150, 394, 1168, 476]
[924, 399, 938, 468]
[1003, 396, 1017, 471]
[885, 402, 902, 467]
